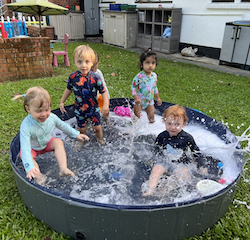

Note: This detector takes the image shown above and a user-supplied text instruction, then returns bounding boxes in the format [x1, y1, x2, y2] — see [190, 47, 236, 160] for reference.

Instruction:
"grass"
[1, 40, 250, 239]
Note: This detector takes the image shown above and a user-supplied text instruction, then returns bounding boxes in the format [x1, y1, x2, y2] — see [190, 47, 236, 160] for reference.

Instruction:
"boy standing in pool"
[60, 45, 109, 145]
[143, 105, 203, 196]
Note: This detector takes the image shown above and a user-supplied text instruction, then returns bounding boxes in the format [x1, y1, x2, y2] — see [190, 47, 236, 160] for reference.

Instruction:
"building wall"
[50, 0, 80, 10]
[2, 0, 13, 17]
[0, 37, 52, 82]
[114, 0, 250, 50]
[27, 26, 55, 40]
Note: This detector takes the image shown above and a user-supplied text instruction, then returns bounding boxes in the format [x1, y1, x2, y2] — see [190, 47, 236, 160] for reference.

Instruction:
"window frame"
[212, 0, 250, 2]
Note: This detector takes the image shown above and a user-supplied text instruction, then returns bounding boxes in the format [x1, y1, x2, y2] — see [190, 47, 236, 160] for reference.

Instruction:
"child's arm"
[60, 88, 72, 113]
[155, 93, 162, 106]
[153, 73, 162, 106]
[52, 113, 87, 140]
[133, 94, 142, 105]
[76, 133, 90, 141]
[101, 91, 110, 118]
[20, 121, 38, 178]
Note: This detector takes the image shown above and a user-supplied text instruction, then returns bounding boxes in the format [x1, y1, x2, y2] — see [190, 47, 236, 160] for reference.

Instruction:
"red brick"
[2, 71, 17, 78]
[7, 58, 17, 63]
[0, 37, 52, 81]
[0, 68, 8, 73]
[8, 67, 18, 72]
[0, 58, 7, 63]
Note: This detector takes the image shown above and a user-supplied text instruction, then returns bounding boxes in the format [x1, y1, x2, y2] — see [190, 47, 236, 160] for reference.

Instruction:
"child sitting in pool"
[12, 86, 90, 185]
[60, 45, 109, 145]
[143, 105, 204, 196]
[131, 48, 162, 123]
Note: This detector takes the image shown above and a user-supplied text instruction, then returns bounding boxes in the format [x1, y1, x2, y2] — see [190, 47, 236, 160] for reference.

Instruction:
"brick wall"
[27, 26, 55, 40]
[0, 37, 52, 82]
[51, 0, 80, 10]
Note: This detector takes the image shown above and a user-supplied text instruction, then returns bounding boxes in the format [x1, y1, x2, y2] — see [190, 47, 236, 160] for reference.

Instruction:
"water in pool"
[15, 111, 243, 206]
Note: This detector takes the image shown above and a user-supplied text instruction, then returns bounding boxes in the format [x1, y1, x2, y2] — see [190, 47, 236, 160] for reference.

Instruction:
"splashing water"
[15, 111, 246, 206]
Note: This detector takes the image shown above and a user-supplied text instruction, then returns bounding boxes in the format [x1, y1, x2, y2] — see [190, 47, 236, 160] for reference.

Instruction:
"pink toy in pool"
[114, 106, 131, 117]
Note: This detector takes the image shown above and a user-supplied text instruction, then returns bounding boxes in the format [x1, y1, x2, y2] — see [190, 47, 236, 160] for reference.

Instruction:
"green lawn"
[1, 41, 250, 239]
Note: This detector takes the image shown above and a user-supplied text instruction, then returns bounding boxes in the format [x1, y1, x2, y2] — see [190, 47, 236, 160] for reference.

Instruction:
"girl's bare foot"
[59, 168, 74, 177]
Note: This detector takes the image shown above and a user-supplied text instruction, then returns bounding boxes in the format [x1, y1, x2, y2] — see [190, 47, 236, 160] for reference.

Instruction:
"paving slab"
[128, 47, 250, 78]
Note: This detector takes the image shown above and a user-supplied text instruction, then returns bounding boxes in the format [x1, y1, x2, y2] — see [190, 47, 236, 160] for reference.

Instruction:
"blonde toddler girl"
[13, 86, 89, 184]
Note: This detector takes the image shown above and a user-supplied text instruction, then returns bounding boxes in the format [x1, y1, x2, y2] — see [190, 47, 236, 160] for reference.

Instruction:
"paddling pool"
[9, 98, 243, 240]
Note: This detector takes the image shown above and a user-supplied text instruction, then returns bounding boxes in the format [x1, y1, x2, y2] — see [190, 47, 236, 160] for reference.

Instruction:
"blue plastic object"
[162, 27, 171, 38]
[109, 171, 123, 181]
[22, 21, 28, 36]
[4, 22, 14, 38]
[191, 108, 205, 115]
[109, 3, 121, 11]
[233, 20, 250, 26]
[17, 20, 23, 35]
[218, 162, 223, 174]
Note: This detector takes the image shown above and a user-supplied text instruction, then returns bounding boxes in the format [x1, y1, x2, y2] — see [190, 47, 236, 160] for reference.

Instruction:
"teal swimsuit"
[131, 70, 159, 109]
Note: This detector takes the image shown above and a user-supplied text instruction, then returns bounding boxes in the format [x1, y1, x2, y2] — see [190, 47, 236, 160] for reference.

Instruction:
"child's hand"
[77, 133, 90, 141]
[156, 98, 162, 106]
[101, 105, 110, 118]
[60, 102, 67, 113]
[134, 96, 141, 105]
[26, 167, 40, 180]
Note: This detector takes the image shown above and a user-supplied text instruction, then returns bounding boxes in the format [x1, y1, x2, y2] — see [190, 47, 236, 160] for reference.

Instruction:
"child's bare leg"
[143, 164, 165, 196]
[29, 159, 46, 185]
[145, 105, 155, 123]
[79, 126, 87, 134]
[75, 126, 88, 150]
[133, 103, 142, 119]
[175, 166, 191, 182]
[50, 138, 74, 177]
[92, 125, 105, 144]
[21, 153, 44, 182]
[31, 158, 47, 185]
[199, 166, 208, 175]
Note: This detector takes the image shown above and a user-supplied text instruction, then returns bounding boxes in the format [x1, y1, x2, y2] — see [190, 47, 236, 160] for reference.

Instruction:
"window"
[208, 0, 250, 9]
[212, 0, 250, 2]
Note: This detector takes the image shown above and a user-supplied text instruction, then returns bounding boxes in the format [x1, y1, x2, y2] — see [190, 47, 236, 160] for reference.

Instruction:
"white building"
[99, 0, 250, 59]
